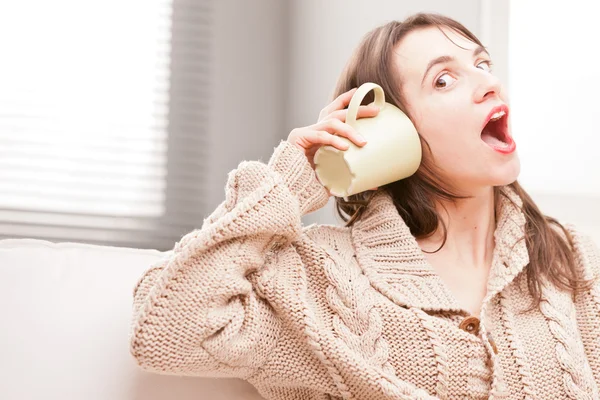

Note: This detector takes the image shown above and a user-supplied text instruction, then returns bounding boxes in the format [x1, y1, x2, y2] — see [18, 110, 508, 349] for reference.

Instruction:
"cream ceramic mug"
[313, 82, 422, 197]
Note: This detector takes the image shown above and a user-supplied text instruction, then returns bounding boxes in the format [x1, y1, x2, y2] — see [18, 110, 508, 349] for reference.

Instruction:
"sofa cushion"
[0, 238, 264, 400]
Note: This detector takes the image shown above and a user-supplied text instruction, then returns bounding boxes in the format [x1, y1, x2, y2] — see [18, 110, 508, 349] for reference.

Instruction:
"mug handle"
[346, 82, 386, 127]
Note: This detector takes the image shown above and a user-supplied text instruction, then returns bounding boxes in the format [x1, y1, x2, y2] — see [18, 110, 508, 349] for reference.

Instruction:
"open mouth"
[480, 105, 516, 154]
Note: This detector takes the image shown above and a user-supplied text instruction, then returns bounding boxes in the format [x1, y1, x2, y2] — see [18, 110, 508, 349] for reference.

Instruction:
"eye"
[477, 60, 493, 72]
[434, 73, 456, 89]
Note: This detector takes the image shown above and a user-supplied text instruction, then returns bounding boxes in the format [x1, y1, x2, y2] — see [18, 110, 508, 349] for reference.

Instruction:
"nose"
[472, 71, 502, 104]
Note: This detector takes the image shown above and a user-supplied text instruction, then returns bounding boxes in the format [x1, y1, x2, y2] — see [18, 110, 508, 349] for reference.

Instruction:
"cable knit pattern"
[497, 290, 537, 399]
[571, 227, 600, 389]
[411, 308, 449, 399]
[324, 253, 392, 373]
[539, 283, 596, 399]
[130, 140, 600, 399]
[320, 246, 431, 399]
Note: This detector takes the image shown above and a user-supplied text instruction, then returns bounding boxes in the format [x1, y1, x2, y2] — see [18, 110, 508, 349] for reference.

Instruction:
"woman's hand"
[287, 88, 379, 169]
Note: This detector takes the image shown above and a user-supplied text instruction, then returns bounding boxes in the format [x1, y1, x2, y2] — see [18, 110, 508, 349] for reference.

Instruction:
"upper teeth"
[490, 110, 506, 121]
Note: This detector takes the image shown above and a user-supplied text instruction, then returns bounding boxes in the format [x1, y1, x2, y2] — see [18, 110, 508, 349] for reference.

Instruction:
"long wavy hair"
[333, 13, 590, 309]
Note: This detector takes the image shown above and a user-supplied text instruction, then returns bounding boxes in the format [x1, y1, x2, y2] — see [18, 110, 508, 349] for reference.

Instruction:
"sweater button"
[459, 316, 480, 335]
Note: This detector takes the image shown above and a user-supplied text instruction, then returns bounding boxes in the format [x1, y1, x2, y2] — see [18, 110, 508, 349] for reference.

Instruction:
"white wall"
[509, 0, 600, 242]
[207, 0, 289, 212]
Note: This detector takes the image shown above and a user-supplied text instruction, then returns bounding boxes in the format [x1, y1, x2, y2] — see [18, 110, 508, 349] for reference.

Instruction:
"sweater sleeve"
[129, 140, 330, 379]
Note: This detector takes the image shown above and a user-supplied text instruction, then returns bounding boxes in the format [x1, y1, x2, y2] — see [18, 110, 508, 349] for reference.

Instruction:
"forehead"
[394, 26, 480, 78]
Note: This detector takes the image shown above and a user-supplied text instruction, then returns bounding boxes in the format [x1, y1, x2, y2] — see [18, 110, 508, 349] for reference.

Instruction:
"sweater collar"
[350, 186, 529, 314]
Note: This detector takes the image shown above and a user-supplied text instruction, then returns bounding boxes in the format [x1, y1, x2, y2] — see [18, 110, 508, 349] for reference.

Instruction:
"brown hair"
[333, 13, 590, 309]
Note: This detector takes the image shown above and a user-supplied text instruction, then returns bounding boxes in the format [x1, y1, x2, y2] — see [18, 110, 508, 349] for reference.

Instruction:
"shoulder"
[298, 223, 354, 259]
[302, 222, 351, 240]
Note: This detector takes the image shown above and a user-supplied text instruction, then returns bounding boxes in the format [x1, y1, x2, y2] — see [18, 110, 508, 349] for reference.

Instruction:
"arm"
[129, 140, 329, 378]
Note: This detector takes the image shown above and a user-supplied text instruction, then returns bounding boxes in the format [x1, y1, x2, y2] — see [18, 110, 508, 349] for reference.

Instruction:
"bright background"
[1, 0, 598, 249]
[509, 0, 600, 240]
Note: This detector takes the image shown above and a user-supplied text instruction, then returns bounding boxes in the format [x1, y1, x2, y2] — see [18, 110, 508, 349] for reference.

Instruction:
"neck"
[419, 187, 496, 268]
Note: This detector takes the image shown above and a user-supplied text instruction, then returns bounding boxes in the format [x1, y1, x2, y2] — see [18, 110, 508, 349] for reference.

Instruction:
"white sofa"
[0, 238, 265, 400]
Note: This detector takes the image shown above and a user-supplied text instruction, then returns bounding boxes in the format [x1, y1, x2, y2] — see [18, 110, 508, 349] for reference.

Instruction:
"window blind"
[0, 0, 211, 250]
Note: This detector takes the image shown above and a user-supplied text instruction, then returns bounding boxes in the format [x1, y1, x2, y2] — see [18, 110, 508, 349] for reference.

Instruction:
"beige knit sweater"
[130, 140, 600, 400]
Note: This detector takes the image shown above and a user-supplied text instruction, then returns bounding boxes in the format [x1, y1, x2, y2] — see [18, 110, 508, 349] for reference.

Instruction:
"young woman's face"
[394, 26, 520, 195]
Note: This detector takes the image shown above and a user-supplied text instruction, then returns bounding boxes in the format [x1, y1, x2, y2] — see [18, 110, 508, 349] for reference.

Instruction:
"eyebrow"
[421, 45, 489, 87]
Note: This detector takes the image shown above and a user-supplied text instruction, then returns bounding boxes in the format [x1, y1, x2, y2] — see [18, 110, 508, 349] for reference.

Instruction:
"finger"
[356, 104, 380, 119]
[318, 119, 367, 147]
[319, 88, 358, 118]
[309, 130, 350, 151]
[295, 131, 349, 152]
[327, 105, 380, 123]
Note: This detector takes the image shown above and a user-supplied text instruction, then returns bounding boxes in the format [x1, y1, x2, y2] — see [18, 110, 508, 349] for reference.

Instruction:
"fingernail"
[358, 136, 367, 144]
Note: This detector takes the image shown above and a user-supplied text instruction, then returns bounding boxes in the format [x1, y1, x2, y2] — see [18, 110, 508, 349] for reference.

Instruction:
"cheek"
[413, 109, 482, 177]
[413, 101, 474, 149]
[417, 113, 476, 161]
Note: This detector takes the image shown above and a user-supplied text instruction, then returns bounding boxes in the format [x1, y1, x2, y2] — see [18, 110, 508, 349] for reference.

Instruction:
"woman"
[129, 13, 600, 399]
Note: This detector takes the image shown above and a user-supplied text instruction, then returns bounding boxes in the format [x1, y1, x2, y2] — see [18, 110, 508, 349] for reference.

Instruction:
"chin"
[491, 155, 521, 186]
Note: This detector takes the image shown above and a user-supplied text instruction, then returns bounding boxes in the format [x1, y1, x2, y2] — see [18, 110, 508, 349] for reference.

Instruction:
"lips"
[480, 104, 516, 154]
